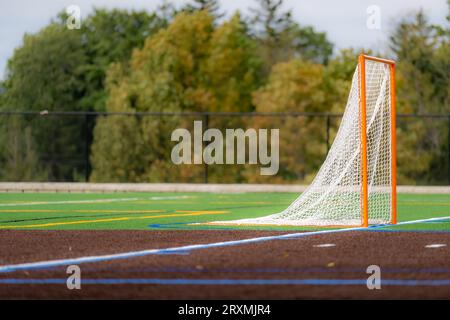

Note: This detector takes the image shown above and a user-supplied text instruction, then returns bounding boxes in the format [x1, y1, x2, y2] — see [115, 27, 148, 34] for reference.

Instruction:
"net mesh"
[212, 58, 393, 226]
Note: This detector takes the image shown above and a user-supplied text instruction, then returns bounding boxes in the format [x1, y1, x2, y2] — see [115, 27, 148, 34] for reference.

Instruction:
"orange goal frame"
[358, 54, 397, 227]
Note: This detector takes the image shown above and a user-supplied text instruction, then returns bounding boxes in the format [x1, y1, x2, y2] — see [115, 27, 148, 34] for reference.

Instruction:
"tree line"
[0, 0, 448, 184]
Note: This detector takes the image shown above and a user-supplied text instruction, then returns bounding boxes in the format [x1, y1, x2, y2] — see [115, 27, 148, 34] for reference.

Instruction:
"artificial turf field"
[0, 192, 449, 231]
[0, 191, 449, 299]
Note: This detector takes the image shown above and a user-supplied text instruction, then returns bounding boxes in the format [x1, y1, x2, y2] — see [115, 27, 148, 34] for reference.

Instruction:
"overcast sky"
[0, 0, 448, 80]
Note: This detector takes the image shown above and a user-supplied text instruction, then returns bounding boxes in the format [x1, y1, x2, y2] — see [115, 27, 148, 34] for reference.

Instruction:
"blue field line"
[22, 265, 450, 274]
[148, 221, 312, 231]
[149, 222, 233, 231]
[0, 226, 368, 273]
[0, 215, 449, 274]
[362, 229, 450, 234]
[154, 250, 190, 255]
[149, 222, 191, 229]
[1, 278, 450, 286]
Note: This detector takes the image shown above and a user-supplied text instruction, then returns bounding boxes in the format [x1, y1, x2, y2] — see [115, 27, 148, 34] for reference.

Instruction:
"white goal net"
[212, 55, 396, 227]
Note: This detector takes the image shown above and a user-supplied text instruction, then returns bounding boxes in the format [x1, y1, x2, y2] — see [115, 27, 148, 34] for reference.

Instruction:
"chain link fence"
[0, 111, 448, 185]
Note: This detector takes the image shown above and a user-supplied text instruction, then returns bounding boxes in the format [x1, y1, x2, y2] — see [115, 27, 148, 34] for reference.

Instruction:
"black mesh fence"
[0, 111, 448, 185]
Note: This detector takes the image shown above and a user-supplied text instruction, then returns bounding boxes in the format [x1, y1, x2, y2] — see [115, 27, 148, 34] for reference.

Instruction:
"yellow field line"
[0, 209, 163, 214]
[0, 211, 227, 229]
[399, 202, 450, 206]
[0, 201, 29, 203]
[135, 211, 227, 220]
[75, 210, 163, 213]
[0, 210, 60, 212]
[210, 201, 289, 205]
[0, 217, 130, 229]
[130, 201, 197, 205]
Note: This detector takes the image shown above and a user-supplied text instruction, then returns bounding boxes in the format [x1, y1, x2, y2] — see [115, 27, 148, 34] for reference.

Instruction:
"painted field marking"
[0, 216, 449, 273]
[0, 209, 163, 214]
[149, 196, 196, 200]
[399, 201, 450, 206]
[0, 211, 227, 229]
[75, 210, 163, 213]
[0, 201, 29, 203]
[372, 216, 450, 227]
[364, 229, 450, 234]
[0, 210, 60, 213]
[0, 195, 192, 207]
[211, 201, 289, 205]
[135, 211, 227, 220]
[313, 244, 336, 248]
[130, 201, 197, 205]
[1, 278, 450, 286]
[175, 210, 224, 213]
[133, 201, 286, 205]
[425, 244, 447, 248]
[22, 266, 450, 274]
[0, 217, 130, 229]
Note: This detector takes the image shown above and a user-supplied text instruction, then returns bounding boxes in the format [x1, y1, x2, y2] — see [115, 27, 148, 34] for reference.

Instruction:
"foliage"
[244, 59, 327, 182]
[0, 1, 448, 185]
[1, 24, 88, 180]
[182, 0, 224, 20]
[0, 9, 166, 181]
[390, 9, 449, 184]
[90, 11, 262, 182]
[249, 0, 333, 76]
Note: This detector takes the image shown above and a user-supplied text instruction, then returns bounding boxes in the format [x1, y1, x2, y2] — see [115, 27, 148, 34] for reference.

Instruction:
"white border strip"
[0, 216, 448, 273]
[0, 182, 449, 194]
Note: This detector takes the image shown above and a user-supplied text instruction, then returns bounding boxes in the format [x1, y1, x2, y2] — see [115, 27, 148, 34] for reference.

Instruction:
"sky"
[0, 0, 448, 80]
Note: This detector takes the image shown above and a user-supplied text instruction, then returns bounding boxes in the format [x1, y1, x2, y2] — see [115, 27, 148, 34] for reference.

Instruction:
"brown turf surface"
[0, 230, 449, 299]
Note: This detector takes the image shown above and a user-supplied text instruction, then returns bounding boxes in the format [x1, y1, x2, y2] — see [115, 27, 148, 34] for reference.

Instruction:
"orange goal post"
[359, 54, 397, 227]
[211, 54, 397, 227]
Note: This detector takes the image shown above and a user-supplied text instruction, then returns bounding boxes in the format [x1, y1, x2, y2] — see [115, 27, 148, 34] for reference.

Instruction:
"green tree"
[182, 0, 224, 19]
[244, 59, 328, 183]
[1, 24, 87, 181]
[323, 49, 361, 113]
[0, 117, 47, 181]
[90, 11, 262, 182]
[390, 9, 449, 184]
[75, 8, 167, 111]
[0, 9, 166, 181]
[157, 0, 178, 22]
[3, 24, 86, 112]
[390, 11, 448, 114]
[200, 13, 262, 112]
[250, 0, 333, 75]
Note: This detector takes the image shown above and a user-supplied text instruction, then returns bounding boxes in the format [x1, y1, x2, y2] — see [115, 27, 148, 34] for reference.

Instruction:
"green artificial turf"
[0, 192, 448, 231]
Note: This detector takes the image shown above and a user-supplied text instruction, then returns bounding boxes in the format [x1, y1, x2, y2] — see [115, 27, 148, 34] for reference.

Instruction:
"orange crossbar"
[362, 54, 396, 65]
[358, 54, 397, 227]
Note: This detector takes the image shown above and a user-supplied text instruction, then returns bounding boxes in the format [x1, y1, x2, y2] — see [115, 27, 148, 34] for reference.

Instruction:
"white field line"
[313, 243, 336, 248]
[377, 216, 450, 226]
[0, 196, 191, 207]
[0, 216, 449, 274]
[425, 244, 447, 248]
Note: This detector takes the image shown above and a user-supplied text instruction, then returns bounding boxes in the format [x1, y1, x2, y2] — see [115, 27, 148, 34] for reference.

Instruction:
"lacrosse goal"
[213, 54, 397, 227]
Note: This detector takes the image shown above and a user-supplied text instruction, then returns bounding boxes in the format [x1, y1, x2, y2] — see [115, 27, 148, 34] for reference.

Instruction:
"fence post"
[204, 114, 209, 184]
